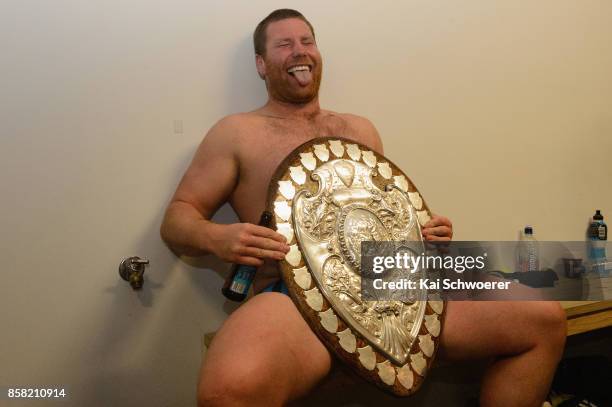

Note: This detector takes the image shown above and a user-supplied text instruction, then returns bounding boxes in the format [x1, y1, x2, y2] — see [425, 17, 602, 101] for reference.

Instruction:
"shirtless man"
[160, 9, 566, 407]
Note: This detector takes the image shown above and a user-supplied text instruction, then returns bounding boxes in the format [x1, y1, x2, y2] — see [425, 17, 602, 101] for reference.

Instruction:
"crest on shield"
[266, 137, 445, 396]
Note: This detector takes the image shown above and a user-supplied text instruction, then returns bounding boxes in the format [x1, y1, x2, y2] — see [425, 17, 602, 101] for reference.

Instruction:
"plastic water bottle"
[588, 210, 608, 274]
[517, 226, 539, 273]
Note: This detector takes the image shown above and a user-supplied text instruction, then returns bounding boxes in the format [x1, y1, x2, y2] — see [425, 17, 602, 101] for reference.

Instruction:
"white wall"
[1, 1, 610, 405]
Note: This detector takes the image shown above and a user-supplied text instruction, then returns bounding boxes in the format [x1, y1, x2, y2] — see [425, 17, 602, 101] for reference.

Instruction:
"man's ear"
[255, 54, 266, 79]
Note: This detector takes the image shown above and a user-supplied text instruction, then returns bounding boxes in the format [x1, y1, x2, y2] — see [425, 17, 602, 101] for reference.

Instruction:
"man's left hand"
[422, 215, 453, 241]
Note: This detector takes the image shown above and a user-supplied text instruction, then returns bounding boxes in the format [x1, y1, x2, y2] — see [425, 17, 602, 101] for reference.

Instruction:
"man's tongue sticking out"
[293, 69, 312, 86]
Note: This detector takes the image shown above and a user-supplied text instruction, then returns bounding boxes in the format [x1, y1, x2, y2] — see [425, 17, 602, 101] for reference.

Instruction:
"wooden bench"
[562, 300, 612, 336]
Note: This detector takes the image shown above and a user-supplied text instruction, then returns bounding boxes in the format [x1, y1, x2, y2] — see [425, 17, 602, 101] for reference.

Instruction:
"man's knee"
[535, 302, 567, 335]
[197, 339, 330, 407]
[197, 373, 252, 407]
[197, 349, 292, 407]
[530, 301, 567, 356]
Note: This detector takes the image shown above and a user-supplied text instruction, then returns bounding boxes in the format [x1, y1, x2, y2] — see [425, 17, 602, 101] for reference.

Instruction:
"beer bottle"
[221, 211, 273, 301]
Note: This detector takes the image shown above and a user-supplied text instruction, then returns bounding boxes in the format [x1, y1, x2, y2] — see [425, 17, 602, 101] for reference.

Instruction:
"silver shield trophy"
[267, 137, 445, 396]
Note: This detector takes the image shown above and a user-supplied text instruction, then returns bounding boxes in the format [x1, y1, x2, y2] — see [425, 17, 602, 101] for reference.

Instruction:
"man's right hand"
[207, 222, 290, 267]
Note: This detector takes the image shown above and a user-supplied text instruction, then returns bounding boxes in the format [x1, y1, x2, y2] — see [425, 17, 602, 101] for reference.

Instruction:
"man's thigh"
[438, 300, 565, 361]
[199, 292, 332, 403]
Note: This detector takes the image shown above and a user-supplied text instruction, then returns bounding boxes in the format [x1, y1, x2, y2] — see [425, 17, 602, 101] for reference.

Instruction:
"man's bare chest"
[229, 115, 361, 221]
[240, 116, 353, 184]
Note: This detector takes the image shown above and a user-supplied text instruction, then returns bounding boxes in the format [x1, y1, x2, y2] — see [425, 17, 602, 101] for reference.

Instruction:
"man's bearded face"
[259, 18, 323, 104]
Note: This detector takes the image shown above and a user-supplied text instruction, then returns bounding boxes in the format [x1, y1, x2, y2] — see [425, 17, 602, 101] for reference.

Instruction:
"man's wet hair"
[253, 9, 316, 56]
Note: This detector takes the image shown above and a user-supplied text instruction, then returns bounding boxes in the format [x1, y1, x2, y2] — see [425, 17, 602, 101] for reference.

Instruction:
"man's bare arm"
[160, 117, 239, 256]
[160, 117, 288, 265]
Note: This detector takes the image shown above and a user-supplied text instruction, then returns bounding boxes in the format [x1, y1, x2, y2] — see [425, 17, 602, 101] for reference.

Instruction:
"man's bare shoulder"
[208, 112, 263, 137]
[326, 111, 383, 154]
[203, 112, 267, 149]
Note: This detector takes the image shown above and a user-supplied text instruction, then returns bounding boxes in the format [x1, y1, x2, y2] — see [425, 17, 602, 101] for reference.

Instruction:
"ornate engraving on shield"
[266, 137, 445, 396]
[293, 161, 424, 365]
